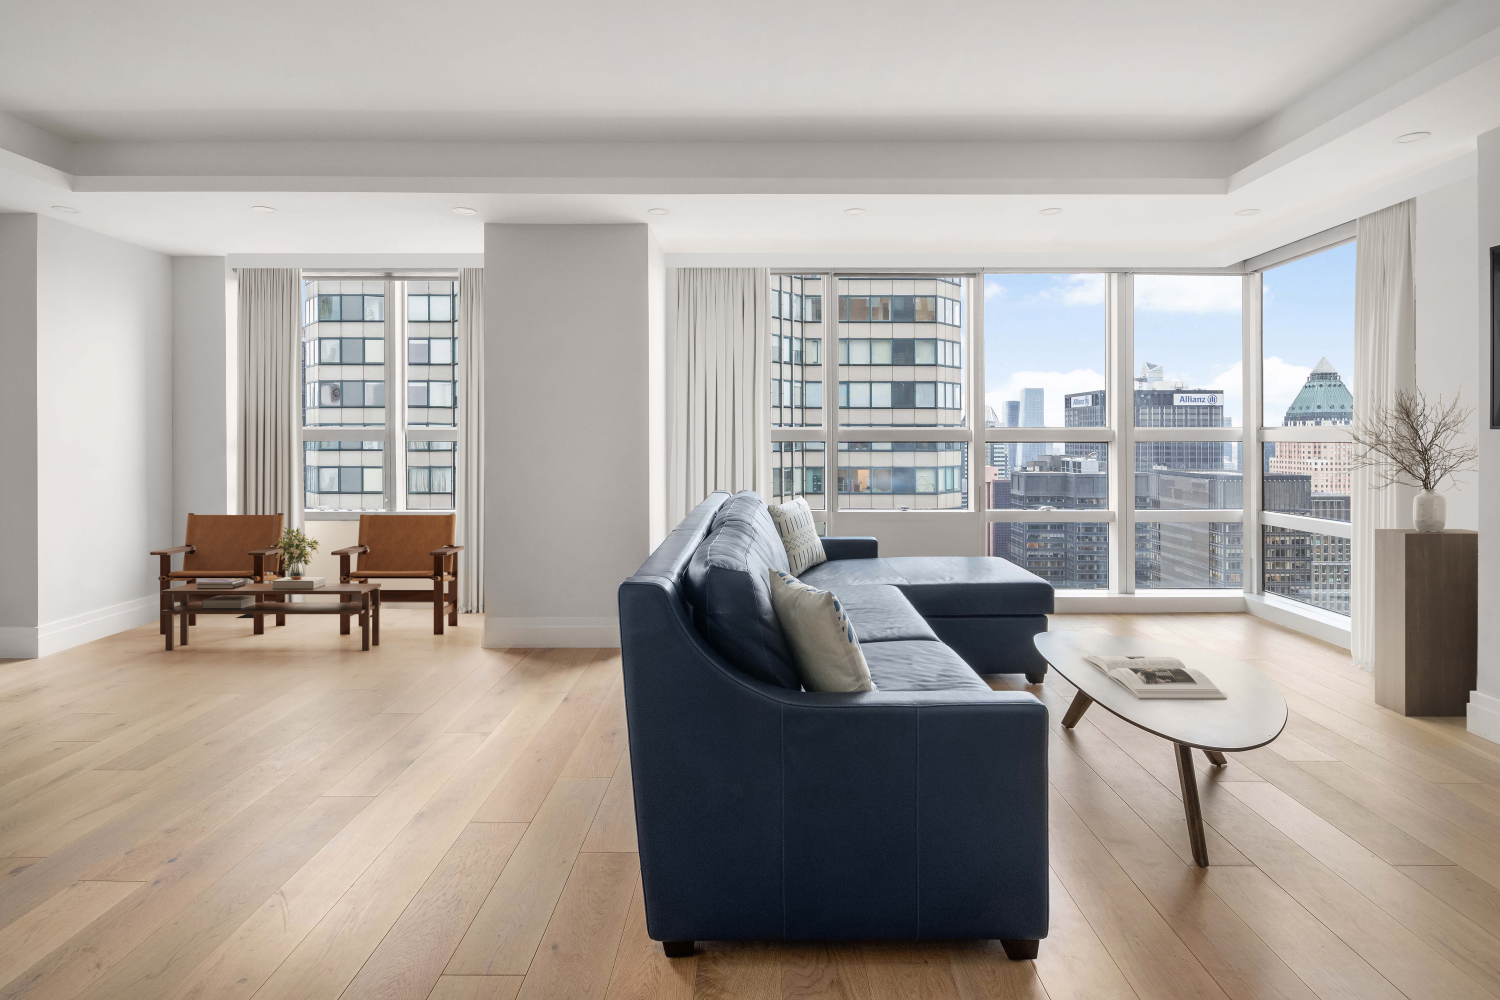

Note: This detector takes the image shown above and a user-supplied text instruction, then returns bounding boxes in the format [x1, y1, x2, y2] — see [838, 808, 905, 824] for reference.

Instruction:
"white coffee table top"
[1034, 631, 1287, 753]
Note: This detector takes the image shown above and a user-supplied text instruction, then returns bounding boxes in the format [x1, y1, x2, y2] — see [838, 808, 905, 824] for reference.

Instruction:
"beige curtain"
[238, 268, 302, 528]
[668, 268, 770, 526]
[457, 267, 484, 613]
[1351, 200, 1417, 670]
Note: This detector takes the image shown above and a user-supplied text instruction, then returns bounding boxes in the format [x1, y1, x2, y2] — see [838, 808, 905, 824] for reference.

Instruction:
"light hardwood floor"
[1, 610, 1499, 1000]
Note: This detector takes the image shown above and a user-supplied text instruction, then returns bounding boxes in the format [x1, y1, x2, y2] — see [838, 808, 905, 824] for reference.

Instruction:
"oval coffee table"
[1034, 631, 1287, 866]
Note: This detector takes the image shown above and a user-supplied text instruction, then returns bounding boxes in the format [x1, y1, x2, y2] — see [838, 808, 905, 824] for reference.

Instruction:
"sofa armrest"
[821, 536, 878, 560]
[775, 690, 1049, 940]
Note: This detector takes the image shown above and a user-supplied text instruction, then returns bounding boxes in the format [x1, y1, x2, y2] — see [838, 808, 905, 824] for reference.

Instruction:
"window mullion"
[1243, 272, 1264, 596]
[387, 278, 405, 511]
[1110, 272, 1136, 595]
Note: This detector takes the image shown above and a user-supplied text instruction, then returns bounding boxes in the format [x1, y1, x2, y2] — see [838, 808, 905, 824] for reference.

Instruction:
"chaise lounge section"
[618, 491, 1052, 958]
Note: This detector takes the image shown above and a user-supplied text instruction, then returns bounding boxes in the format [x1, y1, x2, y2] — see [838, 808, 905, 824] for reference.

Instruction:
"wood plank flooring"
[0, 610, 1497, 999]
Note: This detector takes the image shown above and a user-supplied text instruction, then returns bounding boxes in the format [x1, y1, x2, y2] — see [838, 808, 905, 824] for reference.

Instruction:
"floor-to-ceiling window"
[769, 235, 1356, 619]
[301, 275, 460, 513]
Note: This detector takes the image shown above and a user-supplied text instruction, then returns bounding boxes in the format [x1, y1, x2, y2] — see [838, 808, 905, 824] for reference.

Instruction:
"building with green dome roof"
[1283, 358, 1353, 427]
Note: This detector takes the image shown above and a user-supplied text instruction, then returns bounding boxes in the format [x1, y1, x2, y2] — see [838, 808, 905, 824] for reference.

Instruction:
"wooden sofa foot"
[1001, 939, 1039, 961]
[662, 940, 695, 958]
[1024, 672, 1047, 685]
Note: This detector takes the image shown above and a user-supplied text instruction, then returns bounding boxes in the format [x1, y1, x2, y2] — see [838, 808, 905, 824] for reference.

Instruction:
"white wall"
[483, 224, 654, 647]
[34, 217, 173, 654]
[1415, 176, 1482, 532]
[1471, 129, 1500, 744]
[0, 215, 39, 644]
[0, 215, 173, 657]
[171, 257, 236, 536]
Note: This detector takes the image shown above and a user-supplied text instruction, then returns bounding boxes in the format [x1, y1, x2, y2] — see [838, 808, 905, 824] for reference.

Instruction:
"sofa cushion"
[799, 555, 1054, 617]
[683, 499, 800, 690]
[767, 571, 873, 693]
[711, 492, 791, 575]
[797, 558, 905, 589]
[861, 640, 992, 693]
[827, 585, 938, 644]
[885, 557, 1054, 617]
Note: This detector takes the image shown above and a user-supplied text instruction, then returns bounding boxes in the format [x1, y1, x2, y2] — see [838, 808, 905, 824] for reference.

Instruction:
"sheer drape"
[238, 268, 302, 529]
[457, 267, 485, 613]
[669, 268, 770, 526]
[1351, 200, 1417, 670]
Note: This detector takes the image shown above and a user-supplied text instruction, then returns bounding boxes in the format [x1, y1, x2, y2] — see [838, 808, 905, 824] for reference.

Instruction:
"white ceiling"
[0, 0, 1494, 261]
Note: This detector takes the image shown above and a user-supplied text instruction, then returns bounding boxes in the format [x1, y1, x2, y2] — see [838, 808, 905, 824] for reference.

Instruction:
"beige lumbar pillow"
[768, 496, 827, 575]
[768, 570, 874, 692]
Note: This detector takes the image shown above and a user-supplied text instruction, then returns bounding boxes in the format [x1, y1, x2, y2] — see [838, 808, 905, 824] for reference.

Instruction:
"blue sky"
[982, 241, 1355, 429]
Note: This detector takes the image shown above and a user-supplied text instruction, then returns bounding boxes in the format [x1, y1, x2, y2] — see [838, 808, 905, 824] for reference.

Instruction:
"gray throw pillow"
[768, 496, 827, 576]
[767, 570, 874, 692]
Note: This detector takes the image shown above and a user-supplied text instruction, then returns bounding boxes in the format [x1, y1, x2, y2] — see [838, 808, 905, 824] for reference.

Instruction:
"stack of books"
[196, 578, 247, 589]
[202, 594, 257, 609]
[1083, 655, 1225, 699]
[272, 577, 326, 591]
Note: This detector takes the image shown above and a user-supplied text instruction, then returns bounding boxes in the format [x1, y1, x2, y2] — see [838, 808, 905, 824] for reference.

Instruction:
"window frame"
[301, 274, 461, 518]
[771, 235, 1355, 619]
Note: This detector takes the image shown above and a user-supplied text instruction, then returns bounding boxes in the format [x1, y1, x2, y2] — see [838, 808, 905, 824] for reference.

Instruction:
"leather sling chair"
[151, 513, 285, 633]
[334, 513, 462, 635]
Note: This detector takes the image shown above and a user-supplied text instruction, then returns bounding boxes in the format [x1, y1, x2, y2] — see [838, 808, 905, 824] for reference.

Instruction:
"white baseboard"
[1469, 690, 1500, 746]
[1053, 591, 1248, 614]
[1244, 593, 1353, 651]
[0, 595, 161, 659]
[485, 616, 620, 649]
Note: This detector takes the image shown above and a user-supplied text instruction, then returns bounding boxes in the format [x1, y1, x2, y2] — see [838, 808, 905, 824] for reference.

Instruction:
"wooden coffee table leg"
[1174, 742, 1209, 867]
[372, 590, 380, 646]
[341, 593, 351, 635]
[1061, 690, 1093, 729]
[1204, 750, 1228, 767]
[360, 594, 370, 651]
[180, 607, 190, 647]
[163, 609, 173, 650]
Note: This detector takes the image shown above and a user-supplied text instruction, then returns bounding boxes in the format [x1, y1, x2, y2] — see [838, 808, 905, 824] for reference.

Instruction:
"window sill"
[1051, 589, 1352, 651]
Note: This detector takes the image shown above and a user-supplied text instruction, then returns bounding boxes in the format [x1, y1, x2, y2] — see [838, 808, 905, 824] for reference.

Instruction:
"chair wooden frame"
[334, 542, 462, 635]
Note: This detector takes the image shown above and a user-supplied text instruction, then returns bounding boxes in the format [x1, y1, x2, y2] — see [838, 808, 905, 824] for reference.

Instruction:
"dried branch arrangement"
[1350, 387, 1477, 491]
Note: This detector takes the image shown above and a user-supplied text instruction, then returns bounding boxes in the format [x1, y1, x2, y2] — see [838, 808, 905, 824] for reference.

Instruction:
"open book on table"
[1083, 655, 1225, 700]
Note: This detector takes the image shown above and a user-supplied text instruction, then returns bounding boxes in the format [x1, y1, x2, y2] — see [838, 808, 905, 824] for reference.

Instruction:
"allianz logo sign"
[1173, 393, 1222, 406]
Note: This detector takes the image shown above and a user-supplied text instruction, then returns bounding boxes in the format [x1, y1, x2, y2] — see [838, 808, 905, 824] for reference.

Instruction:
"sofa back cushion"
[683, 493, 801, 689]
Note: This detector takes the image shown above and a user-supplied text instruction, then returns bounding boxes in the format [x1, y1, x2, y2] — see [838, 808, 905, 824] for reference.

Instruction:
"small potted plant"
[277, 527, 319, 578]
[1351, 387, 1477, 531]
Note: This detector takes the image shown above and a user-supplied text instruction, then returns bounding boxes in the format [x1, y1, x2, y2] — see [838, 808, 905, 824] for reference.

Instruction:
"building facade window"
[768, 250, 1354, 618]
[302, 276, 461, 513]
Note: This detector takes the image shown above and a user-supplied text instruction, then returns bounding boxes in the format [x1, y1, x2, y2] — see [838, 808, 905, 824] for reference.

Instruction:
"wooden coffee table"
[160, 583, 381, 651]
[1034, 632, 1287, 866]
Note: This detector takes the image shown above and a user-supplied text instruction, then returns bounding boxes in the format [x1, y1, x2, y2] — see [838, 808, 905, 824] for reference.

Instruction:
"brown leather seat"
[337, 514, 461, 635]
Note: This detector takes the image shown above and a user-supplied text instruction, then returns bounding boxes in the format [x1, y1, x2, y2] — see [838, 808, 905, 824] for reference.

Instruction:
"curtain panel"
[238, 268, 302, 529]
[1351, 200, 1417, 670]
[457, 267, 485, 613]
[669, 268, 771, 525]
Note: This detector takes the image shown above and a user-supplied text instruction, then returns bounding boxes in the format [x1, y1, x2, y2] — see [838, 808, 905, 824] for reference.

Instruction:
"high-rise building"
[1267, 358, 1353, 493]
[1005, 400, 1021, 472]
[1138, 361, 1165, 385]
[996, 450, 1109, 589]
[1063, 387, 1233, 471]
[1019, 388, 1045, 465]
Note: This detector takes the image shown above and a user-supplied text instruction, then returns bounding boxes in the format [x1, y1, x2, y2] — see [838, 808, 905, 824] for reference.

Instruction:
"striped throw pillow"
[768, 496, 826, 576]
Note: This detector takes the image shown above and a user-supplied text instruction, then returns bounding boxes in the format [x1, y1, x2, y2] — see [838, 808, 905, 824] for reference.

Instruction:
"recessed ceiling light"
[51, 205, 79, 214]
[251, 205, 277, 214]
[1039, 207, 1063, 216]
[452, 206, 478, 216]
[647, 207, 670, 216]
[1395, 131, 1431, 144]
[1235, 208, 1261, 217]
[845, 207, 866, 216]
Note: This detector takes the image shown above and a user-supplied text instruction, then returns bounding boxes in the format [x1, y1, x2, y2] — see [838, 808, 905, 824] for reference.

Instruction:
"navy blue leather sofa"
[618, 491, 1051, 960]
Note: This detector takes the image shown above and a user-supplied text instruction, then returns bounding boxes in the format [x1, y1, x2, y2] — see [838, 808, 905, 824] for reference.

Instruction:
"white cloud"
[1134, 274, 1241, 313]
[1036, 273, 1105, 306]
[985, 368, 1107, 428]
[984, 281, 1006, 302]
[1263, 356, 1313, 424]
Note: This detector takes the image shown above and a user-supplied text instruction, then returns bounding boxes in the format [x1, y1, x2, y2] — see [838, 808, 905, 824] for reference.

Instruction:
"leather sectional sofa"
[618, 491, 1052, 959]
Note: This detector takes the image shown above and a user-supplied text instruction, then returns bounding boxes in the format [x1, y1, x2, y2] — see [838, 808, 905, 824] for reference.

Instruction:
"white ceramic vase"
[1412, 489, 1446, 532]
